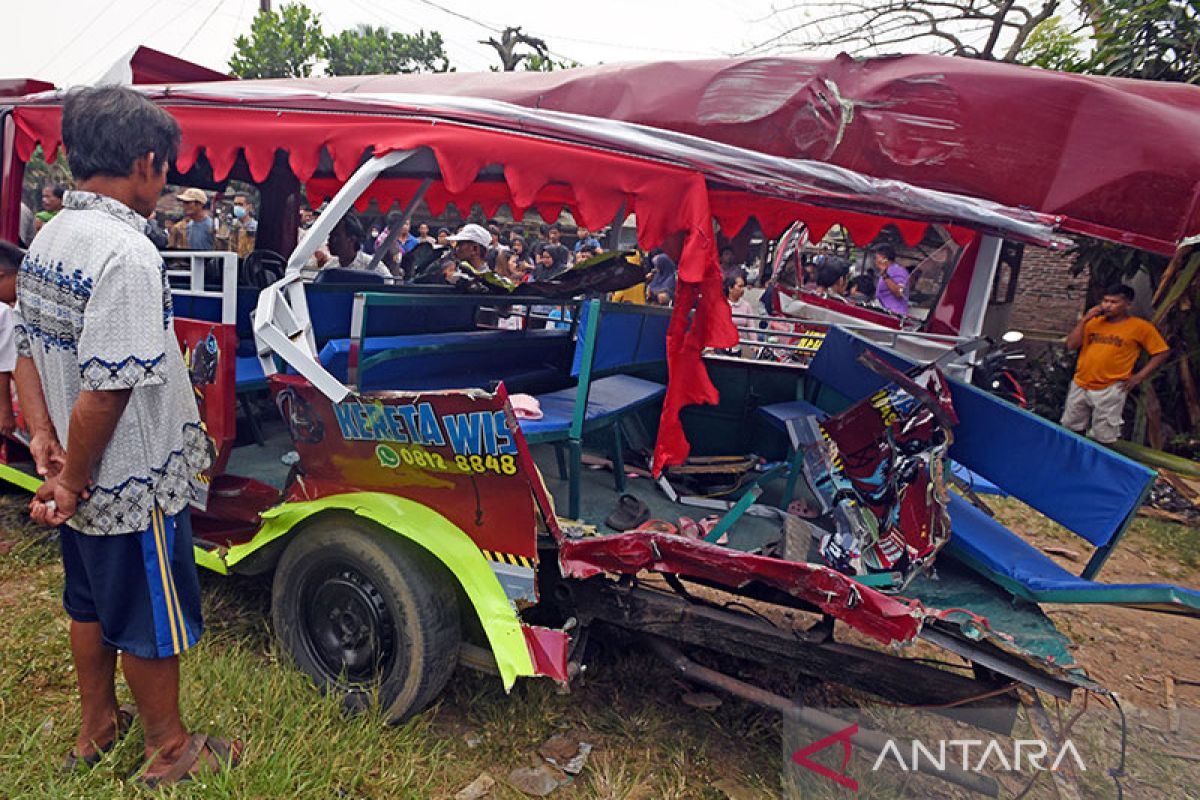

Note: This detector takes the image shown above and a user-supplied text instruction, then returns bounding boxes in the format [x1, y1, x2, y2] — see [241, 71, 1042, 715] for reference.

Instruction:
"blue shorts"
[60, 507, 203, 660]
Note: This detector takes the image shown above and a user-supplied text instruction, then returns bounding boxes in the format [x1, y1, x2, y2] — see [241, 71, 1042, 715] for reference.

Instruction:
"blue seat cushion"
[757, 398, 827, 429]
[521, 374, 666, 441]
[808, 325, 1155, 549]
[319, 329, 570, 382]
[949, 462, 1005, 496]
[946, 493, 1200, 614]
[236, 356, 267, 392]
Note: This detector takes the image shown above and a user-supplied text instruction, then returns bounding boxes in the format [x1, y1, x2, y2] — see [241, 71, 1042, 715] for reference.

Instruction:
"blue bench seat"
[946, 494, 1200, 616]
[758, 398, 826, 427]
[752, 326, 1200, 621]
[236, 355, 267, 392]
[319, 328, 573, 391]
[520, 375, 666, 442]
[519, 300, 671, 518]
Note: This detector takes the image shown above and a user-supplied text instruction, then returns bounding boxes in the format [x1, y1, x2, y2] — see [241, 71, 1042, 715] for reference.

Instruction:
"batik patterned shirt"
[15, 191, 211, 536]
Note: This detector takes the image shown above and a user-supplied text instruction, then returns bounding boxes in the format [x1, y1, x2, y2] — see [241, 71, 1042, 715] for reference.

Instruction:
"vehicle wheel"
[271, 517, 461, 723]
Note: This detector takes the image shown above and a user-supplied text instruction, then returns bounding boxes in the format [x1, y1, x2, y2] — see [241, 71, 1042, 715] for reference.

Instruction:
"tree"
[1017, 15, 1086, 71]
[325, 25, 453, 76]
[229, 3, 326, 79]
[481, 27, 550, 71]
[523, 53, 582, 72]
[1085, 0, 1200, 82]
[742, 0, 1062, 62]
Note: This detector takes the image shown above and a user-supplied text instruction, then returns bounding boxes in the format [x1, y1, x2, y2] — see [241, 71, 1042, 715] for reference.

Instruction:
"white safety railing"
[254, 149, 421, 402]
[164, 250, 238, 325]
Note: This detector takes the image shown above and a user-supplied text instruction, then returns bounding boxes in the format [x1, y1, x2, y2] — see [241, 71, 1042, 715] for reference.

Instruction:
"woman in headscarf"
[510, 234, 533, 267]
[645, 248, 677, 304]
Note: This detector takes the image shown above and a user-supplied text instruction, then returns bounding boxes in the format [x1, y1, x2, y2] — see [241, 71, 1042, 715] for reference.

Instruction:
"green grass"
[1133, 516, 1200, 570]
[1, 492, 1197, 799]
[0, 519, 788, 799]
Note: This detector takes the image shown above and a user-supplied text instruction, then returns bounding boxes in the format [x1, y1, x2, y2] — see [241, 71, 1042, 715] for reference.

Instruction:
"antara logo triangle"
[791, 723, 859, 791]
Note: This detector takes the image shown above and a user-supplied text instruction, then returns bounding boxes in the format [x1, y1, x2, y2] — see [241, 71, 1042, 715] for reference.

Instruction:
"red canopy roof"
[118, 46, 232, 85]
[159, 55, 1194, 254]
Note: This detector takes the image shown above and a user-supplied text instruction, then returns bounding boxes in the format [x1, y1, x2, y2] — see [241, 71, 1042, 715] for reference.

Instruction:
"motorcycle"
[972, 331, 1035, 409]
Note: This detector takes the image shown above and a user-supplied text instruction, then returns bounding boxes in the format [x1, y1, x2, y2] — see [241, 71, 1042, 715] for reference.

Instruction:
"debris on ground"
[463, 731, 483, 749]
[713, 777, 760, 799]
[710, 777, 758, 796]
[1044, 545, 1081, 562]
[0, 539, 12, 556]
[537, 732, 593, 775]
[454, 772, 496, 800]
[1165, 676, 1180, 733]
[507, 764, 569, 797]
[1144, 473, 1200, 522]
[681, 691, 723, 711]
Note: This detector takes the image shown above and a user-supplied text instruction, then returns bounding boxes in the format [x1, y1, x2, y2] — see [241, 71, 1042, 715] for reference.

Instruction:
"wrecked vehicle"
[2, 51, 1199, 796]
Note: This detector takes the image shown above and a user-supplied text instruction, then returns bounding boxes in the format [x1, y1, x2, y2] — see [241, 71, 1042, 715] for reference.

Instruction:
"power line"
[516, 28, 715, 59]
[37, 0, 125, 76]
[231, 0, 250, 44]
[181, 0, 228, 55]
[59, 0, 167, 84]
[338, 0, 498, 71]
[406, 0, 582, 66]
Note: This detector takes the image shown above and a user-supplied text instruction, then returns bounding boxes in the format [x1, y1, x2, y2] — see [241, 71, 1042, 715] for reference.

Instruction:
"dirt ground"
[989, 499, 1200, 713]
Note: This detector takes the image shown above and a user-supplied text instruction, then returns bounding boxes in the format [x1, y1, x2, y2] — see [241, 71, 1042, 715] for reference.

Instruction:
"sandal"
[631, 519, 677, 534]
[136, 732, 243, 788]
[62, 704, 136, 772]
[604, 493, 651, 531]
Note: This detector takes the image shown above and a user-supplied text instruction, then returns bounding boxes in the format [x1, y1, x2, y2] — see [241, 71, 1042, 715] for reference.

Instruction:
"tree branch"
[742, 0, 1061, 62]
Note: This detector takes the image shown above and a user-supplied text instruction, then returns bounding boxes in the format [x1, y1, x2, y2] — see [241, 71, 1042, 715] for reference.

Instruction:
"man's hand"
[30, 477, 79, 526]
[0, 408, 15, 439]
[1067, 305, 1104, 351]
[29, 430, 66, 478]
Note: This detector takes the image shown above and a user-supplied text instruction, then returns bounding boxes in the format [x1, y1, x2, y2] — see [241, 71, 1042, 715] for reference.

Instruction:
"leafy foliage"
[1017, 15, 1086, 71]
[1025, 344, 1078, 422]
[1068, 239, 1170, 305]
[228, 3, 326, 79]
[1086, 0, 1200, 83]
[21, 145, 72, 211]
[325, 25, 452, 76]
[523, 53, 582, 72]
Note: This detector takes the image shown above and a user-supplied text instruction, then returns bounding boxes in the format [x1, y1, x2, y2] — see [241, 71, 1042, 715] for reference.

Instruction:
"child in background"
[0, 240, 22, 437]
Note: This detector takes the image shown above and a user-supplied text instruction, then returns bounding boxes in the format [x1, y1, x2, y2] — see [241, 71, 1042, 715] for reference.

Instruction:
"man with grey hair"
[14, 85, 240, 786]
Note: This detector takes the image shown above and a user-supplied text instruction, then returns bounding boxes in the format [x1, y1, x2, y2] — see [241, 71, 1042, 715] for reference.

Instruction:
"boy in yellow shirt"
[1061, 284, 1169, 444]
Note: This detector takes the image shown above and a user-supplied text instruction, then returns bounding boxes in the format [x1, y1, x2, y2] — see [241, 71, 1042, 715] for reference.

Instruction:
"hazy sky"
[1, 0, 799, 86]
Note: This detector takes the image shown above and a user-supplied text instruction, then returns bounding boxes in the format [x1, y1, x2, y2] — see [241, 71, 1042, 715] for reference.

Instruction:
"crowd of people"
[295, 205, 694, 307]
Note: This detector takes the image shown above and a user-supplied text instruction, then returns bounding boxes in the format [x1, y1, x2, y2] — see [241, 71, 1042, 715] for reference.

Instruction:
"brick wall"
[1009, 243, 1087, 336]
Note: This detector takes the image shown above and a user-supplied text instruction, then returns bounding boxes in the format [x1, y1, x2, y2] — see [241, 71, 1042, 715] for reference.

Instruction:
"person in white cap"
[168, 187, 214, 250]
[446, 223, 492, 277]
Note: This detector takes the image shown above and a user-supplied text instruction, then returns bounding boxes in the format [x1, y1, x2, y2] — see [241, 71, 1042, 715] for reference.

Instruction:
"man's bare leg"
[122, 653, 190, 775]
[70, 620, 119, 757]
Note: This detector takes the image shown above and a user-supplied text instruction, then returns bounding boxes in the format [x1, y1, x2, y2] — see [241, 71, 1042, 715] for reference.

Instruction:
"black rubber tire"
[271, 517, 461, 723]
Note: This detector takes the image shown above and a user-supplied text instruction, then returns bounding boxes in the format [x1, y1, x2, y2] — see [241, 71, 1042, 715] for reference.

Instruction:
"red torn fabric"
[649, 174, 738, 473]
[557, 531, 925, 646]
[708, 190, 958, 246]
[653, 271, 737, 472]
